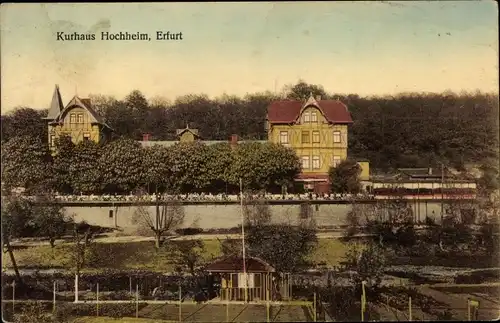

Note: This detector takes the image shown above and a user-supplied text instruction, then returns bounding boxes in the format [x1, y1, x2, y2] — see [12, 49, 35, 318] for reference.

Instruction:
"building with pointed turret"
[44, 85, 112, 149]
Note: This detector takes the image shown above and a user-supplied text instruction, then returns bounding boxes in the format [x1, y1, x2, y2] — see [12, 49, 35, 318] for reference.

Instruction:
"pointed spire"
[45, 85, 64, 120]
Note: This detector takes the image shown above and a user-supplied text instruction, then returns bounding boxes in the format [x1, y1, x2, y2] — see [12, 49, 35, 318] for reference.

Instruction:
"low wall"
[65, 202, 446, 232]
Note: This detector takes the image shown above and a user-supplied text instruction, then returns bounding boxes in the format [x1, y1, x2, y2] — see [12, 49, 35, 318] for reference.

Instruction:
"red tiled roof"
[205, 256, 275, 273]
[267, 100, 353, 124]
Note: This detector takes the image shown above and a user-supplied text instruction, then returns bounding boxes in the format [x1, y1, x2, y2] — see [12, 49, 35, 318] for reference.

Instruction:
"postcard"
[1, 2, 499, 322]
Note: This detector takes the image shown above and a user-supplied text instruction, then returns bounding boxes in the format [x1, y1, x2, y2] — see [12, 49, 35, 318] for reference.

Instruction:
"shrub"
[175, 228, 204, 235]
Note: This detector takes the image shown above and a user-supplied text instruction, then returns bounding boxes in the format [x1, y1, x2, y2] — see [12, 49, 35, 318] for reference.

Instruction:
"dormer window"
[311, 112, 318, 123]
[303, 112, 311, 123]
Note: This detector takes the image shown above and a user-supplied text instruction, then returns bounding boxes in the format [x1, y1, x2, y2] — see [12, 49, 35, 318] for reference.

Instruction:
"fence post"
[179, 284, 182, 323]
[226, 289, 229, 323]
[53, 281, 57, 313]
[409, 296, 412, 321]
[74, 273, 79, 303]
[467, 299, 470, 321]
[129, 276, 132, 296]
[266, 289, 270, 323]
[96, 282, 99, 317]
[313, 292, 317, 322]
[136, 282, 139, 318]
[12, 281, 16, 315]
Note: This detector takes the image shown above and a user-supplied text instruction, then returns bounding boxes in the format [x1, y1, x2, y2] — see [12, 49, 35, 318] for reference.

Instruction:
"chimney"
[428, 167, 432, 175]
[230, 134, 238, 147]
[143, 133, 151, 141]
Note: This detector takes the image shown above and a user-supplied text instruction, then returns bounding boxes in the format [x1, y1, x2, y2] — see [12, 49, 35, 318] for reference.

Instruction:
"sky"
[1, 1, 498, 113]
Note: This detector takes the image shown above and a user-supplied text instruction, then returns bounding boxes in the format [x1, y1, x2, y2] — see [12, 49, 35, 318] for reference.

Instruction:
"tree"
[231, 142, 301, 191]
[131, 189, 185, 250]
[0, 107, 47, 143]
[98, 138, 146, 193]
[245, 222, 318, 273]
[283, 80, 328, 101]
[32, 191, 71, 248]
[343, 242, 387, 291]
[167, 142, 212, 193]
[1, 135, 53, 193]
[1, 193, 34, 285]
[205, 143, 236, 193]
[70, 221, 97, 302]
[70, 140, 103, 194]
[51, 135, 76, 194]
[242, 193, 272, 227]
[166, 240, 207, 280]
[329, 159, 362, 194]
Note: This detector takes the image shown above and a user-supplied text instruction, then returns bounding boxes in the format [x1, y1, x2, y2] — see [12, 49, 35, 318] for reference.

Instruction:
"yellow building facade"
[44, 85, 112, 148]
[267, 95, 367, 192]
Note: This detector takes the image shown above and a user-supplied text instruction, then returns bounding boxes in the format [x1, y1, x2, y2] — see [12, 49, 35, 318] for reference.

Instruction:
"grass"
[2, 239, 350, 273]
[72, 317, 176, 323]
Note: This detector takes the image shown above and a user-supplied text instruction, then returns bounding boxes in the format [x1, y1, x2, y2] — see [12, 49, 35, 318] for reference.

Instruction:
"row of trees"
[2, 81, 498, 171]
[1, 135, 301, 195]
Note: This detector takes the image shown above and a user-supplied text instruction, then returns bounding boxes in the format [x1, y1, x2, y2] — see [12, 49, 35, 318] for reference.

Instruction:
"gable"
[267, 97, 353, 125]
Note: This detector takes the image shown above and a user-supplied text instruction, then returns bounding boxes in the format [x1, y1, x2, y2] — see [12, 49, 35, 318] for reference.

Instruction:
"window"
[311, 112, 318, 122]
[312, 156, 320, 169]
[302, 156, 310, 170]
[77, 113, 84, 123]
[70, 113, 76, 124]
[83, 133, 90, 141]
[301, 131, 310, 144]
[50, 135, 56, 147]
[333, 156, 342, 167]
[333, 131, 341, 143]
[303, 112, 311, 123]
[109, 210, 114, 218]
[312, 131, 320, 143]
[279, 131, 289, 144]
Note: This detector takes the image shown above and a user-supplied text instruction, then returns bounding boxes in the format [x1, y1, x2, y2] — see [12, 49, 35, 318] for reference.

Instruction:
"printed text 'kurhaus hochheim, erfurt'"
[56, 31, 183, 41]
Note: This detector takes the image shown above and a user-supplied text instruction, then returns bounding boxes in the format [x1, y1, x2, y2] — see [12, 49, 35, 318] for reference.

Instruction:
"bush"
[54, 302, 147, 318]
[175, 227, 204, 235]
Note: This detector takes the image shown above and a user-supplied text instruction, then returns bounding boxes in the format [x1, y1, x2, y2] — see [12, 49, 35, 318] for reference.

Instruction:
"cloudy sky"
[1, 1, 498, 112]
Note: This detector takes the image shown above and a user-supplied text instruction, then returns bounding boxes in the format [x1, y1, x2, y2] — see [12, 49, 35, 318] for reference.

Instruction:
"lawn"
[2, 239, 350, 272]
[73, 317, 176, 323]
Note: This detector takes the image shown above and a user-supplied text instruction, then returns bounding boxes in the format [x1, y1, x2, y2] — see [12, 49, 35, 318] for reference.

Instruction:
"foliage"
[31, 191, 72, 248]
[13, 301, 54, 323]
[2, 86, 498, 172]
[218, 236, 242, 257]
[329, 159, 362, 194]
[231, 142, 301, 190]
[71, 221, 97, 274]
[98, 138, 146, 193]
[0, 107, 47, 143]
[343, 242, 387, 290]
[245, 222, 318, 272]
[283, 80, 328, 101]
[165, 240, 207, 277]
[242, 193, 272, 226]
[131, 190, 185, 249]
[167, 142, 212, 193]
[1, 135, 53, 193]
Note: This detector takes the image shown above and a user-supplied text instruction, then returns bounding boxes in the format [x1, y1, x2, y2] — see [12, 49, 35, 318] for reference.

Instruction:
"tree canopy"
[2, 82, 498, 173]
[1, 136, 300, 195]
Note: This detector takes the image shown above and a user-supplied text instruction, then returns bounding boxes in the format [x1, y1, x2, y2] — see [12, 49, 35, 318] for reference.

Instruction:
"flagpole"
[240, 178, 247, 303]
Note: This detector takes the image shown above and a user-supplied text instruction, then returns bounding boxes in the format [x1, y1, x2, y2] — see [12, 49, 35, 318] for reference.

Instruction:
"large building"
[266, 94, 369, 192]
[43, 85, 112, 148]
